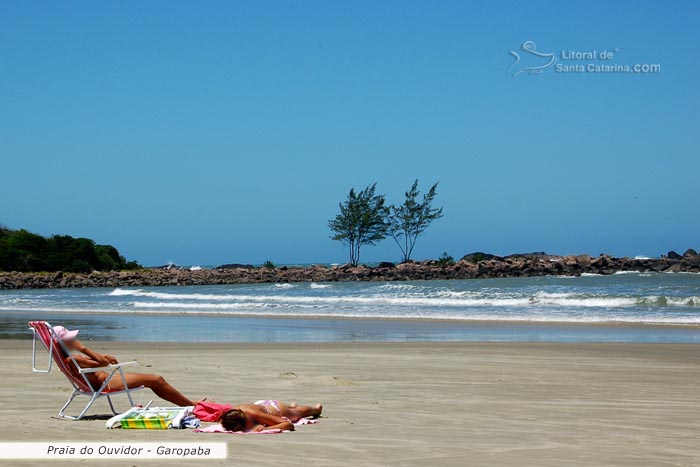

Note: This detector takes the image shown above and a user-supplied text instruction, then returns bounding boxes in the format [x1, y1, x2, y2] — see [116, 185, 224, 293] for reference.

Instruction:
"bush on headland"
[436, 252, 455, 267]
[0, 226, 140, 273]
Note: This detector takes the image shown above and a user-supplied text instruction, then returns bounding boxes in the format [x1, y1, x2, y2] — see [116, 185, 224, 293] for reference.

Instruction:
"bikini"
[253, 400, 282, 416]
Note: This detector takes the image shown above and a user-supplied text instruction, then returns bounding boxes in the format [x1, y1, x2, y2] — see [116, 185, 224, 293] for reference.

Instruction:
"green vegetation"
[328, 183, 390, 266]
[262, 260, 275, 269]
[389, 180, 443, 262]
[0, 226, 140, 273]
[436, 252, 455, 267]
[464, 252, 487, 263]
[329, 180, 443, 266]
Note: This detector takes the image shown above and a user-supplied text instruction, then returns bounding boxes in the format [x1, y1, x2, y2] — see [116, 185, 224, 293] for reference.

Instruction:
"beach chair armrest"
[79, 361, 139, 374]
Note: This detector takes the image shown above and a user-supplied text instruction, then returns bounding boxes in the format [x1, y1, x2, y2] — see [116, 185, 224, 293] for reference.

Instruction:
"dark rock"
[667, 251, 683, 260]
[504, 251, 551, 260]
[216, 263, 255, 270]
[650, 261, 669, 272]
[377, 262, 396, 269]
[461, 252, 498, 263]
[683, 248, 698, 258]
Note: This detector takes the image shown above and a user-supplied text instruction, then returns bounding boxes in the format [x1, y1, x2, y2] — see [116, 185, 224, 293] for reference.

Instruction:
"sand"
[0, 340, 698, 466]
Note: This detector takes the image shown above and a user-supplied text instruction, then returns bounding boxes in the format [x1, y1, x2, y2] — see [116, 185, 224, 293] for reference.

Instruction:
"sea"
[1, 272, 699, 343]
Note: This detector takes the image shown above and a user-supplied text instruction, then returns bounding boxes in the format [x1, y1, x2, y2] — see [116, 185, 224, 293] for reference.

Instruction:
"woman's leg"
[109, 373, 194, 406]
[279, 402, 323, 421]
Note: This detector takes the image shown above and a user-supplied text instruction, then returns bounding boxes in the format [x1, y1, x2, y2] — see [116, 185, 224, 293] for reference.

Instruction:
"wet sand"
[0, 341, 698, 466]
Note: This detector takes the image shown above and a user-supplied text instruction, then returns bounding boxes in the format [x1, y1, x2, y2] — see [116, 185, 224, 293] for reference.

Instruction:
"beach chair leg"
[57, 389, 79, 419]
[125, 387, 136, 409]
[72, 392, 101, 420]
[106, 395, 118, 415]
[58, 390, 101, 420]
[117, 367, 137, 408]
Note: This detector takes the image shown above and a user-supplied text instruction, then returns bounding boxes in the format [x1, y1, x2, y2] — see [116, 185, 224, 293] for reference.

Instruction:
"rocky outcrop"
[1, 250, 699, 290]
[667, 251, 683, 260]
[215, 263, 255, 270]
[461, 252, 500, 263]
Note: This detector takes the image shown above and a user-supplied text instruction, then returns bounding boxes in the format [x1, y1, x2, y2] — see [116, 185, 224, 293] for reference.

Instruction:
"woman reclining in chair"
[54, 325, 195, 407]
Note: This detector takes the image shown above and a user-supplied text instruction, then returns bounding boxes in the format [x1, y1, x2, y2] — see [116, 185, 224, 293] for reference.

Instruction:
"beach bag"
[105, 406, 194, 429]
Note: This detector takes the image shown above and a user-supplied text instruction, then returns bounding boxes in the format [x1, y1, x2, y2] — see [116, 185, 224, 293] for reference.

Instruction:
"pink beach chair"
[28, 320, 144, 420]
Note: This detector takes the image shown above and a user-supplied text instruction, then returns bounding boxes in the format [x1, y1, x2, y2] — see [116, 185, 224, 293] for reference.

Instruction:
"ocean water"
[1, 273, 699, 343]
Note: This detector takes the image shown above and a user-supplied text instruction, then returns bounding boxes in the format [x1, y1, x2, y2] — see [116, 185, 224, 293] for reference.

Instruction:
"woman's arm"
[73, 340, 117, 366]
[65, 354, 103, 369]
[249, 411, 295, 432]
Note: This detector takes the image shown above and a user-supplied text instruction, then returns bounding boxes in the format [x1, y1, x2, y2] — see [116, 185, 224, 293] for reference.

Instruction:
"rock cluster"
[1, 250, 698, 290]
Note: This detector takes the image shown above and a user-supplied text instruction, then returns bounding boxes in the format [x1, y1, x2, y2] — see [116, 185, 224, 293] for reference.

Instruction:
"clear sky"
[1, 1, 698, 266]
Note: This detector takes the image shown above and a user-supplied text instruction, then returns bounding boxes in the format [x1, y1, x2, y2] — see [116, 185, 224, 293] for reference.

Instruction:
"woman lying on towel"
[54, 325, 195, 407]
[219, 400, 323, 432]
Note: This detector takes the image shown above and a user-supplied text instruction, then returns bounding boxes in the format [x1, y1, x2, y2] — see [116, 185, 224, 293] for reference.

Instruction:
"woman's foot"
[311, 404, 323, 418]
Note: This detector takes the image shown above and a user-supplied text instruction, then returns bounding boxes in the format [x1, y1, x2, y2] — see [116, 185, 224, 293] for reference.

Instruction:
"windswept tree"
[328, 183, 390, 266]
[389, 180, 443, 262]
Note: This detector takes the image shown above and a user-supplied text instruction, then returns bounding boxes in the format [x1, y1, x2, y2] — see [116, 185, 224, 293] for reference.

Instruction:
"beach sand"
[0, 341, 698, 466]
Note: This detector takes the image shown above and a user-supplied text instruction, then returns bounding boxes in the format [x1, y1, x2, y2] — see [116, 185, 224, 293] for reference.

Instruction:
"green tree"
[95, 244, 124, 270]
[0, 226, 140, 272]
[389, 180, 443, 263]
[329, 183, 390, 266]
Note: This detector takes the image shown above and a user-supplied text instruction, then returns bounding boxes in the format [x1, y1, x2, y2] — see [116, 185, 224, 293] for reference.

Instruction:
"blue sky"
[1, 1, 698, 266]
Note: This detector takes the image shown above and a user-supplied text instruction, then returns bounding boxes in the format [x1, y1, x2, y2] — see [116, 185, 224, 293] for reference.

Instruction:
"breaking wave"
[4, 274, 699, 327]
[107, 288, 700, 308]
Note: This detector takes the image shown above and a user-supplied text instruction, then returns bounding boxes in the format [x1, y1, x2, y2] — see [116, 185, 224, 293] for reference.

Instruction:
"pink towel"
[194, 418, 317, 435]
[192, 401, 232, 422]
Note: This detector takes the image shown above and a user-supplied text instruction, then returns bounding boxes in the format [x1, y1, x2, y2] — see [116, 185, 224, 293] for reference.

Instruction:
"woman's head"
[52, 325, 79, 342]
[52, 325, 80, 355]
[219, 409, 248, 432]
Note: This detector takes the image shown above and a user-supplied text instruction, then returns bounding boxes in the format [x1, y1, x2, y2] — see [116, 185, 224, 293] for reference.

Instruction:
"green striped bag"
[119, 409, 182, 429]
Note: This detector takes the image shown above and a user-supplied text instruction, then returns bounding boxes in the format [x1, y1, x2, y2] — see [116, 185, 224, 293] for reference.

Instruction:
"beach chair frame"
[28, 320, 145, 420]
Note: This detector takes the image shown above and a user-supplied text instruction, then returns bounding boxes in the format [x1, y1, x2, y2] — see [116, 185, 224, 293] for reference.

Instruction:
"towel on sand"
[194, 418, 317, 435]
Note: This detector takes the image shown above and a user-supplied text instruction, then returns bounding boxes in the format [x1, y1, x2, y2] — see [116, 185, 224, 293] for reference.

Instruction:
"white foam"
[109, 288, 146, 296]
[109, 288, 212, 300]
[309, 283, 332, 289]
[3, 305, 699, 326]
[373, 283, 421, 292]
[107, 288, 700, 309]
[132, 301, 280, 309]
